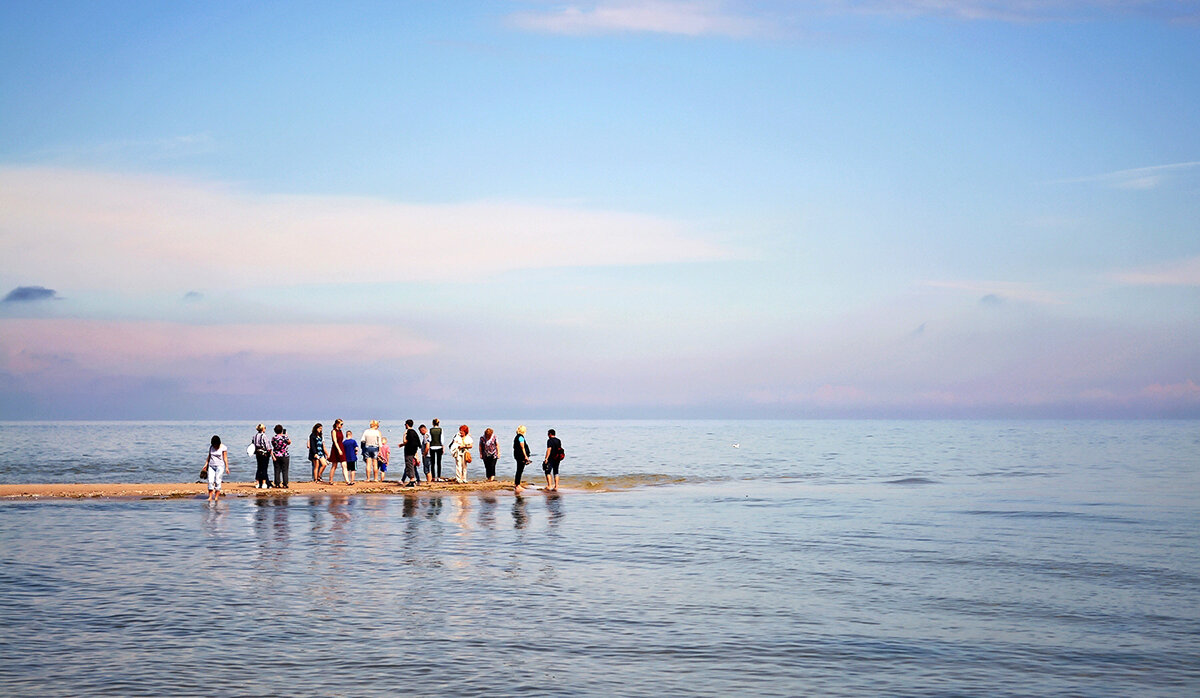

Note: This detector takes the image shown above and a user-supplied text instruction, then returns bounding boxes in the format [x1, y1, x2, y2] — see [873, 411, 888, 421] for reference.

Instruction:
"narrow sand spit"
[0, 479, 519, 500]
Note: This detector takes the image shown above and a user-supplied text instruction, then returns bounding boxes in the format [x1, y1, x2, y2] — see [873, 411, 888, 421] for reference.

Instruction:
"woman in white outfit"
[450, 424, 473, 483]
[205, 435, 230, 501]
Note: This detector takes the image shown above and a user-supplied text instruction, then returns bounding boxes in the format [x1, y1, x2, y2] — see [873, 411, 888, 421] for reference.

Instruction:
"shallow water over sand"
[1, 420, 1198, 695]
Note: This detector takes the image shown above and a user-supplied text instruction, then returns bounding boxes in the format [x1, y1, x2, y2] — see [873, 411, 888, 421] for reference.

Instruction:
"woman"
[205, 435, 230, 502]
[479, 427, 499, 481]
[513, 425, 532, 493]
[450, 424, 473, 484]
[361, 420, 382, 482]
[252, 423, 272, 489]
[270, 424, 291, 488]
[428, 419, 444, 481]
[328, 418, 347, 485]
[309, 423, 329, 482]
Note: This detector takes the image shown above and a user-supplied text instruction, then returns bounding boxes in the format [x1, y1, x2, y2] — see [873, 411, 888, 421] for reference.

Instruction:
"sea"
[0, 419, 1197, 696]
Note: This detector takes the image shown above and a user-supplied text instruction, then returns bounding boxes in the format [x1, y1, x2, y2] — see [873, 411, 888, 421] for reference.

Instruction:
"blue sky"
[0, 0, 1197, 419]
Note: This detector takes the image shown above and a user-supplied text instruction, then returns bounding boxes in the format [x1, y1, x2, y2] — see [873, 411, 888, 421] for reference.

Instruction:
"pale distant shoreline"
[0, 479, 521, 500]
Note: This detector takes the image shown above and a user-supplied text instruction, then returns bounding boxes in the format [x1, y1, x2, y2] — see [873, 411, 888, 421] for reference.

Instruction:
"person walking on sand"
[252, 424, 272, 489]
[361, 420, 382, 482]
[428, 419, 444, 481]
[513, 425, 532, 493]
[479, 427, 499, 482]
[328, 419, 347, 484]
[543, 428, 564, 492]
[342, 430, 359, 485]
[378, 437, 390, 482]
[205, 435, 230, 502]
[450, 424, 473, 483]
[400, 419, 421, 487]
[309, 423, 329, 482]
[271, 424, 291, 488]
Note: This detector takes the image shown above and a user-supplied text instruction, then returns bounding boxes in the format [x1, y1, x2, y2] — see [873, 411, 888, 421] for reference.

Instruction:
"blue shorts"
[379, 463, 387, 472]
[363, 446, 379, 459]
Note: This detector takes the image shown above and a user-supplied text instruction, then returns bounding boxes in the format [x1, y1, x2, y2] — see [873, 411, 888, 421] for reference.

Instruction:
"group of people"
[203, 420, 566, 499]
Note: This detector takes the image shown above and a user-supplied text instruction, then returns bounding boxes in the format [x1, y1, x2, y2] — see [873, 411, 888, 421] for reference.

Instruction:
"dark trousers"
[429, 449, 443, 479]
[255, 453, 270, 483]
[483, 455, 497, 479]
[514, 459, 527, 486]
[403, 455, 419, 483]
[273, 456, 289, 487]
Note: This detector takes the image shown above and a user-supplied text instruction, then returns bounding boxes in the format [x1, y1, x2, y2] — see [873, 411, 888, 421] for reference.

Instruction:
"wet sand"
[0, 479, 519, 500]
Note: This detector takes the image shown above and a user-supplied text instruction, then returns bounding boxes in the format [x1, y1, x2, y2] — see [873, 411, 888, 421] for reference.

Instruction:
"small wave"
[884, 477, 939, 485]
[560, 473, 720, 492]
[960, 510, 1138, 524]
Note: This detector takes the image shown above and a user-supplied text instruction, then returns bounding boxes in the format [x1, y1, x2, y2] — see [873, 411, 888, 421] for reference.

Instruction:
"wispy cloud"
[921, 280, 1066, 305]
[26, 133, 216, 164]
[2, 286, 60, 303]
[1049, 160, 1200, 190]
[832, 0, 1200, 22]
[508, 1, 769, 37]
[506, 0, 1199, 38]
[0, 166, 737, 293]
[1113, 255, 1200, 286]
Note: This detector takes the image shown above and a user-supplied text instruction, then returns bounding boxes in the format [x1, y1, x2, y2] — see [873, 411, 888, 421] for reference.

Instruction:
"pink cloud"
[0, 319, 435, 378]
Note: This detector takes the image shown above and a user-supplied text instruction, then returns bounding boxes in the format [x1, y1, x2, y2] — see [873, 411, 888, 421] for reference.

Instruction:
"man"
[419, 424, 432, 485]
[401, 419, 421, 488]
[543, 428, 563, 492]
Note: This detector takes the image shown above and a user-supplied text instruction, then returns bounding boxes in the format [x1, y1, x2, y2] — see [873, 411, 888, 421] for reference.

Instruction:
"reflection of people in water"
[545, 492, 564, 527]
[511, 493, 529, 530]
[478, 492, 498, 529]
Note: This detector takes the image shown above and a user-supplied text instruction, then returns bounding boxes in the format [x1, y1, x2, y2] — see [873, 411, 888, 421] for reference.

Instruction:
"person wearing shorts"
[379, 437, 390, 481]
[543, 429, 563, 492]
[420, 424, 432, 482]
[205, 435, 229, 501]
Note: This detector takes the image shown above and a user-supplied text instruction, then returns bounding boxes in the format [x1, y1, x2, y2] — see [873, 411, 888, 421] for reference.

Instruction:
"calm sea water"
[1, 420, 1198, 695]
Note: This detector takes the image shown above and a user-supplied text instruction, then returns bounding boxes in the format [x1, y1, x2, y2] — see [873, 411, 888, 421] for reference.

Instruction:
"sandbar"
[0, 479, 519, 500]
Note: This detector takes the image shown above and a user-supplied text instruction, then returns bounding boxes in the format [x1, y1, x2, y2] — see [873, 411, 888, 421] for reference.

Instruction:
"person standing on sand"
[342, 430, 358, 485]
[513, 425, 532, 493]
[252, 424, 272, 489]
[378, 437, 390, 482]
[479, 427, 499, 482]
[400, 419, 421, 487]
[361, 420, 382, 482]
[309, 423, 328, 482]
[428, 419, 444, 481]
[328, 419, 347, 484]
[543, 428, 564, 492]
[450, 425, 473, 483]
[420, 424, 432, 484]
[206, 435, 230, 502]
[271, 424, 291, 488]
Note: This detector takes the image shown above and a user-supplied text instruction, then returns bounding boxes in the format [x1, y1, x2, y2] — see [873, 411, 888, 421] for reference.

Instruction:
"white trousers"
[207, 464, 224, 491]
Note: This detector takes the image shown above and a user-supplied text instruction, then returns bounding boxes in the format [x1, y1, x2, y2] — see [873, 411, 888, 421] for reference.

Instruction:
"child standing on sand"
[379, 437, 389, 482]
[342, 430, 358, 485]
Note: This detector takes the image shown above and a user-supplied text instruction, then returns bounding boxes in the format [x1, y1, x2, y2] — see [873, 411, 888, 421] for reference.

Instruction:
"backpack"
[554, 446, 565, 461]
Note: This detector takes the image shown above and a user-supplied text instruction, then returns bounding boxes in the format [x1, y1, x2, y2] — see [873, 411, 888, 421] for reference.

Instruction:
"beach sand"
[0, 479, 519, 500]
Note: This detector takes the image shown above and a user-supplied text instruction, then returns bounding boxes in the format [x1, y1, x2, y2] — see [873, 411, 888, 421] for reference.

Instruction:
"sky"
[0, 0, 1197, 419]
